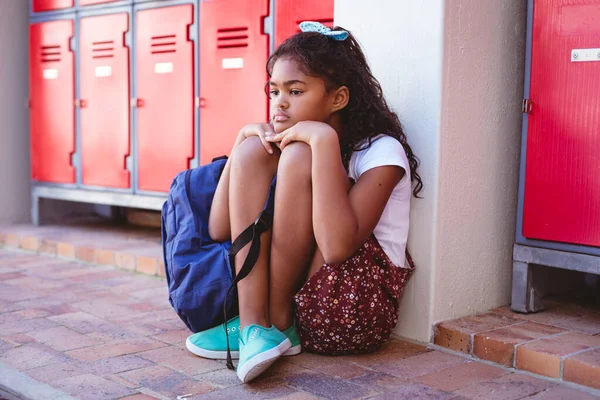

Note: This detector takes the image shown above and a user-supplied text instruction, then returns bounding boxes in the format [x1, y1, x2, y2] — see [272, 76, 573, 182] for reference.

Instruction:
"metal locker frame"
[512, 0, 600, 313]
[77, 6, 133, 191]
[29, 4, 172, 225]
[30, 0, 340, 223]
[133, 0, 200, 195]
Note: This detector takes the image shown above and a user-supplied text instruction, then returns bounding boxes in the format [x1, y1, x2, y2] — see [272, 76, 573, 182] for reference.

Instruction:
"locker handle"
[131, 98, 145, 108]
[75, 99, 88, 108]
[197, 97, 207, 108]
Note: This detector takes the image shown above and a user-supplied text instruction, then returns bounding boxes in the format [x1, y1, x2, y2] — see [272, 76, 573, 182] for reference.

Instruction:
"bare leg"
[229, 137, 279, 328]
[208, 157, 233, 242]
[269, 143, 317, 331]
[307, 247, 326, 281]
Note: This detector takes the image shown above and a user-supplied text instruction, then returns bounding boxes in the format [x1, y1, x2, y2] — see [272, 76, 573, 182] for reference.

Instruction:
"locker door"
[29, 21, 76, 184]
[199, 0, 269, 164]
[274, 0, 334, 46]
[523, 0, 600, 246]
[136, 5, 194, 192]
[80, 13, 130, 188]
[80, 0, 122, 5]
[33, 0, 74, 12]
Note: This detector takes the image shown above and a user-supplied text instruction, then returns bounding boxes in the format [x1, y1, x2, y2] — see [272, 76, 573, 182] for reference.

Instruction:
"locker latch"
[131, 98, 145, 108]
[196, 97, 206, 108]
[522, 99, 532, 114]
[74, 99, 88, 108]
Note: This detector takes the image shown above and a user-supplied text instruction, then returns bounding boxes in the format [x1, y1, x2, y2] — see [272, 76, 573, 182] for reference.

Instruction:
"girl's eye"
[290, 90, 302, 96]
[269, 90, 279, 98]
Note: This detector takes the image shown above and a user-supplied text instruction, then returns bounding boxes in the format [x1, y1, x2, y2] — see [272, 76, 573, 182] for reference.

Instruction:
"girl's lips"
[273, 115, 289, 122]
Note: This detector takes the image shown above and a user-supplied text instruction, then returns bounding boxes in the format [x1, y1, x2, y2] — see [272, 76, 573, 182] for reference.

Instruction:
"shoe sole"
[284, 344, 302, 356]
[237, 338, 292, 383]
[186, 337, 240, 359]
[186, 338, 301, 360]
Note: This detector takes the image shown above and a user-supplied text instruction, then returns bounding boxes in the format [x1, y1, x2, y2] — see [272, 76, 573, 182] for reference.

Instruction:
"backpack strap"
[223, 178, 277, 370]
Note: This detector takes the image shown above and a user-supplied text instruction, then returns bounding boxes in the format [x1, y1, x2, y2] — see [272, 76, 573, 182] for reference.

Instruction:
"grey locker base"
[32, 185, 166, 226]
[511, 244, 600, 313]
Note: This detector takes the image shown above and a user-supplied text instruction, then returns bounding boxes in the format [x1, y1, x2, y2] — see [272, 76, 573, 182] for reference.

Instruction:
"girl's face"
[268, 58, 340, 134]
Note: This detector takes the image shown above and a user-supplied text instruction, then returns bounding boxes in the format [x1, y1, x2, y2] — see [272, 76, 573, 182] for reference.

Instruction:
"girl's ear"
[332, 86, 350, 112]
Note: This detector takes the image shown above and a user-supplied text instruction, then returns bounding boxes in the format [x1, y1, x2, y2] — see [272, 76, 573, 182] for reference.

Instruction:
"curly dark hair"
[267, 27, 423, 197]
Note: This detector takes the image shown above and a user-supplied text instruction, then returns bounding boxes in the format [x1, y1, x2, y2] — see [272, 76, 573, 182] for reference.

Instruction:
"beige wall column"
[0, 0, 31, 224]
[434, 0, 527, 326]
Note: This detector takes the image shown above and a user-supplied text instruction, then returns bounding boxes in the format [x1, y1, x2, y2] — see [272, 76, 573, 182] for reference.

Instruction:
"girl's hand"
[236, 123, 277, 154]
[265, 121, 337, 151]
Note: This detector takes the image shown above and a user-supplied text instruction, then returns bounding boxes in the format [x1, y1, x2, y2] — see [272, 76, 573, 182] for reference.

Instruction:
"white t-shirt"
[348, 135, 411, 268]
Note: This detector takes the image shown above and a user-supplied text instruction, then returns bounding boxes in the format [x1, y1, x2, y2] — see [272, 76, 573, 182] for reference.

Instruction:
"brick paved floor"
[1, 249, 599, 400]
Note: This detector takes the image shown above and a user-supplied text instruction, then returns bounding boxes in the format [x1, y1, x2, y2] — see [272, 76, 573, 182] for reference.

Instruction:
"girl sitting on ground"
[186, 21, 423, 383]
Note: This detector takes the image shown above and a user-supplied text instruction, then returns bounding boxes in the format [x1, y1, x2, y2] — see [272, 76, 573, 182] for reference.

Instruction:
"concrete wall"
[0, 0, 31, 224]
[336, 0, 527, 341]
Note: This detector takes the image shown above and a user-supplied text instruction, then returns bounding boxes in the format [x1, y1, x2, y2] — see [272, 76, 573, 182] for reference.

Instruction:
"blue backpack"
[161, 157, 276, 336]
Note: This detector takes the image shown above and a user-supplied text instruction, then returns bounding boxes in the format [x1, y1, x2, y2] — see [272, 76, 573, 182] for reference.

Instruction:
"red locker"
[136, 5, 194, 192]
[274, 0, 334, 46]
[199, 0, 269, 164]
[29, 21, 76, 184]
[80, 13, 130, 188]
[32, 0, 74, 12]
[80, 0, 120, 5]
[523, 0, 600, 246]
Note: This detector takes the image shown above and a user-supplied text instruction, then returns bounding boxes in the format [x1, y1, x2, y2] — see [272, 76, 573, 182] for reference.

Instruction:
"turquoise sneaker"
[186, 316, 241, 359]
[237, 324, 291, 383]
[186, 316, 302, 359]
[282, 323, 302, 356]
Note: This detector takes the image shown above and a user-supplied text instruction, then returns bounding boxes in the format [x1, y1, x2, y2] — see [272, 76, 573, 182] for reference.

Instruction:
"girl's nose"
[276, 97, 289, 110]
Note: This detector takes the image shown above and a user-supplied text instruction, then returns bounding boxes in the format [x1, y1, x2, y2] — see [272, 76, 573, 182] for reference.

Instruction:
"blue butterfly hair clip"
[299, 21, 349, 41]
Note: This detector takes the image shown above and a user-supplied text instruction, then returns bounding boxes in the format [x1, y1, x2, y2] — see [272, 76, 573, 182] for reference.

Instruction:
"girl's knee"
[278, 142, 312, 181]
[231, 136, 277, 172]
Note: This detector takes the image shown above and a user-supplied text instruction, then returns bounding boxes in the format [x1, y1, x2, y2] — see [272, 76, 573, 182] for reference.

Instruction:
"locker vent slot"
[151, 34, 177, 54]
[41, 45, 61, 63]
[217, 27, 249, 49]
[92, 40, 115, 59]
[295, 18, 334, 33]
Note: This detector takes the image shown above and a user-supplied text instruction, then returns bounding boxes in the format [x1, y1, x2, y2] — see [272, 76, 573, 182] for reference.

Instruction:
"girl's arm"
[309, 131, 404, 264]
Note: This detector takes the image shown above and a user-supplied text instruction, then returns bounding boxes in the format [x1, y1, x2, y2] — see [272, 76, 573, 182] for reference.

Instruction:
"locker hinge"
[26, 98, 31, 109]
[74, 99, 88, 108]
[522, 99, 532, 114]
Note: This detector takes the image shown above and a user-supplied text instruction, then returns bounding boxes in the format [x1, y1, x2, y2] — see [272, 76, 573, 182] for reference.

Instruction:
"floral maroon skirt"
[294, 236, 415, 355]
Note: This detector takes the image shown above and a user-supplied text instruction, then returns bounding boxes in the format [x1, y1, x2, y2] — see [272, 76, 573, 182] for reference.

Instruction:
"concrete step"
[434, 299, 600, 391]
[0, 219, 164, 278]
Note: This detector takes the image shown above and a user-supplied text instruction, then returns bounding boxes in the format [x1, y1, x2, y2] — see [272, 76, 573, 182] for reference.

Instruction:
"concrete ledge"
[0, 221, 164, 278]
[0, 362, 76, 400]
